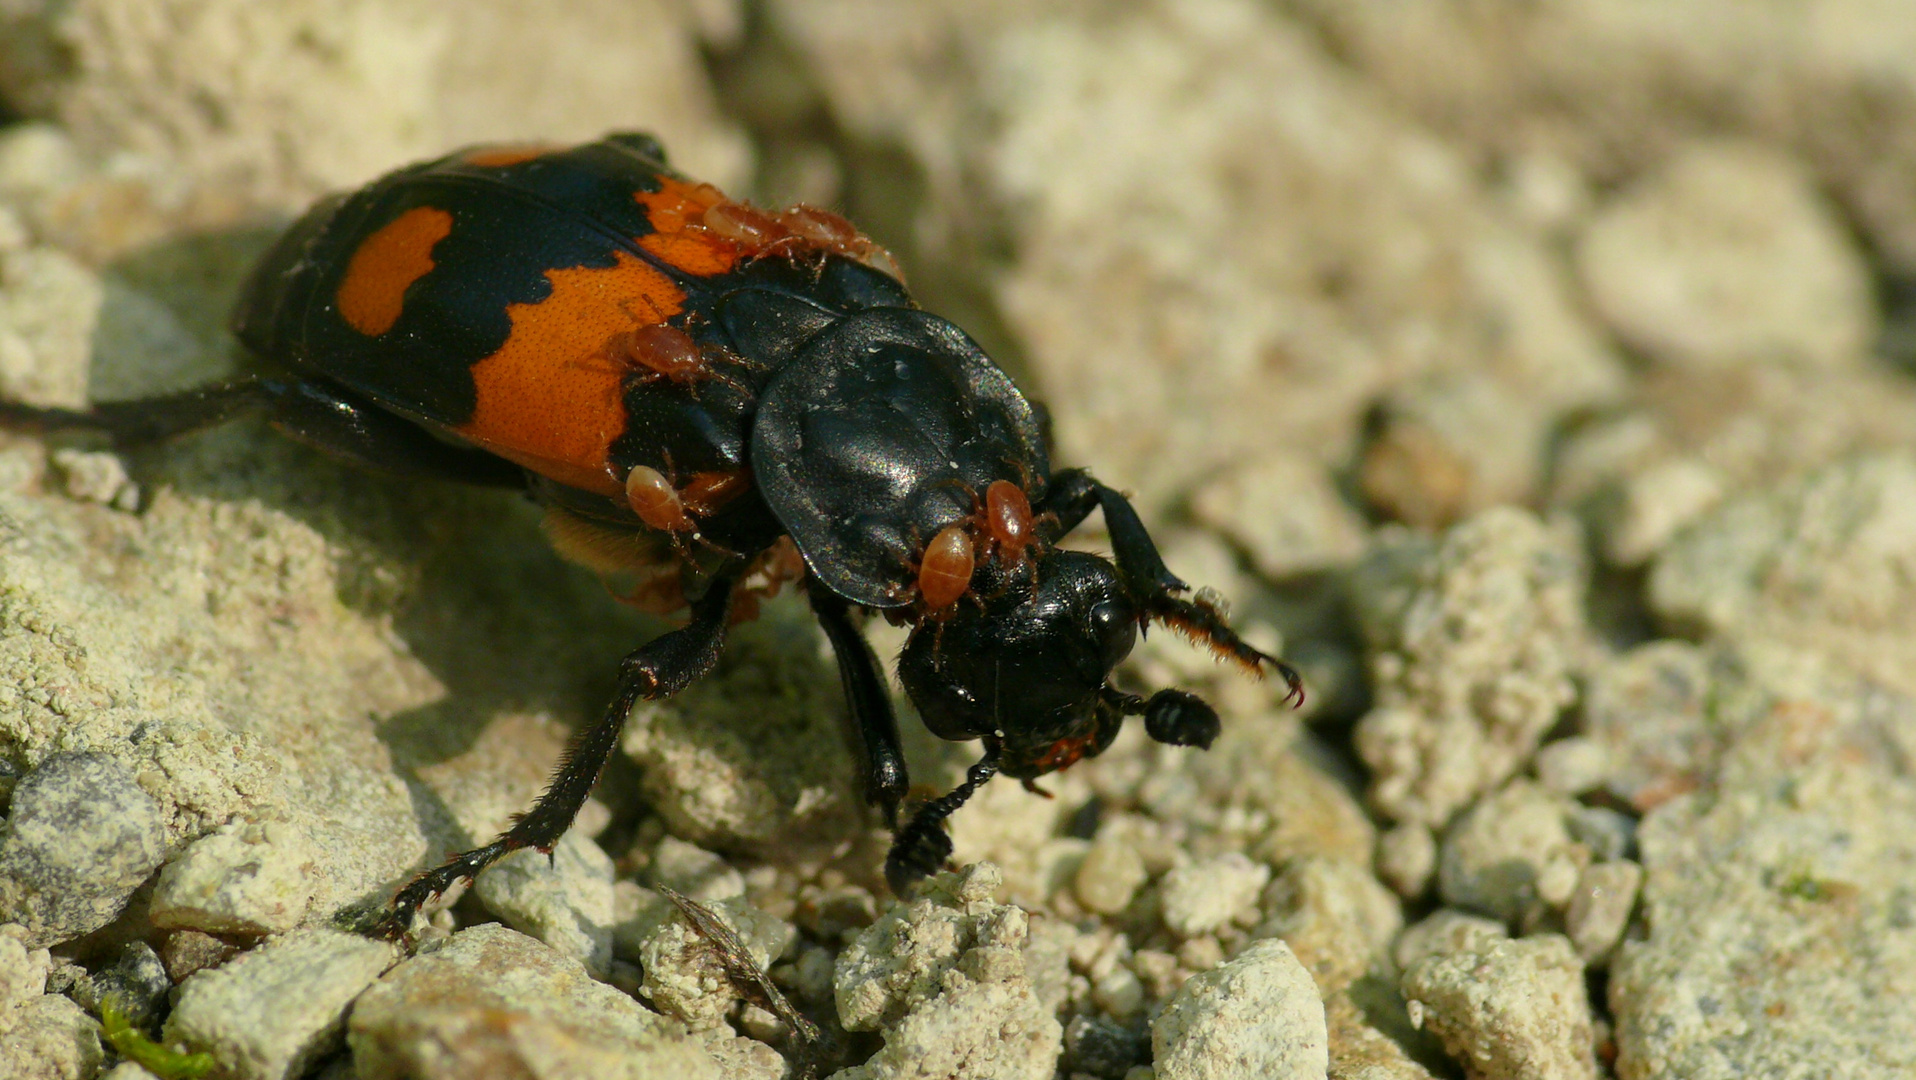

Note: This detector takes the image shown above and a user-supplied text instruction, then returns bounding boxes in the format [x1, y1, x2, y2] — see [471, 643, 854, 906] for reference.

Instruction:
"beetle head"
[898, 549, 1224, 779]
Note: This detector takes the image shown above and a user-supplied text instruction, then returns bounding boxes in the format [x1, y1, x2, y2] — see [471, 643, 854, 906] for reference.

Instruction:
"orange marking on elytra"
[336, 206, 453, 336]
[634, 179, 738, 277]
[457, 251, 687, 496]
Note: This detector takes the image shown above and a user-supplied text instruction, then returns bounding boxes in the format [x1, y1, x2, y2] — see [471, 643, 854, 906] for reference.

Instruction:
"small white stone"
[474, 829, 617, 975]
[166, 929, 396, 1080]
[1152, 938, 1327, 1080]
[150, 821, 318, 936]
[1159, 854, 1270, 937]
[1074, 833, 1149, 916]
[1533, 738, 1612, 798]
[1565, 861, 1643, 965]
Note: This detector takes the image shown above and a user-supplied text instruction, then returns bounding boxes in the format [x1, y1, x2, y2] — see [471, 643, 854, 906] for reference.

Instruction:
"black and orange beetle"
[0, 133, 1302, 930]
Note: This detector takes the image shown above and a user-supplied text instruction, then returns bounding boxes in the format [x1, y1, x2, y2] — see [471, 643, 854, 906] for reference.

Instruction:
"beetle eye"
[1087, 597, 1137, 671]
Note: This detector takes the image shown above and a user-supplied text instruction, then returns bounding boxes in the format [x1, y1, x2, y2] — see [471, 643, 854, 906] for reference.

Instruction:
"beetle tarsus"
[884, 747, 1000, 895]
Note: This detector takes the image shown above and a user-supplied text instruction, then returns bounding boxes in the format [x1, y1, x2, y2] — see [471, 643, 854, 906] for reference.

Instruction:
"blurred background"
[3, 3, 1915, 1079]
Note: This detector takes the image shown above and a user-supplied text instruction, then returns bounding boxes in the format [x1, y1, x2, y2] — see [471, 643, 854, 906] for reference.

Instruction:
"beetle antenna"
[884, 742, 1001, 894]
[1144, 593, 1305, 708]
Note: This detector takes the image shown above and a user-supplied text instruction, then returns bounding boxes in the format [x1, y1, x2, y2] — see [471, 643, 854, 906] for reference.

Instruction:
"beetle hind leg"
[1, 375, 527, 488]
[0, 378, 276, 447]
[378, 567, 742, 939]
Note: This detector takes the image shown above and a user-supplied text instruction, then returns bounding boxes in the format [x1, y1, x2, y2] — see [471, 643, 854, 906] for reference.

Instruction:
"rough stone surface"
[1351, 510, 1589, 827]
[1189, 450, 1369, 577]
[148, 818, 319, 936]
[1608, 667, 1916, 1080]
[0, 993, 104, 1080]
[350, 923, 722, 1080]
[1402, 934, 1597, 1080]
[165, 928, 396, 1080]
[1254, 855, 1403, 996]
[1159, 853, 1269, 938]
[1574, 140, 1875, 373]
[471, 829, 616, 975]
[1563, 860, 1642, 966]
[620, 606, 864, 857]
[832, 864, 1061, 1080]
[1392, 910, 1510, 974]
[1073, 828, 1150, 917]
[632, 893, 795, 1030]
[1650, 453, 1916, 697]
[1438, 781, 1590, 926]
[0, 752, 167, 946]
[0, 0, 749, 253]
[1152, 938, 1328, 1080]
[1359, 373, 1550, 529]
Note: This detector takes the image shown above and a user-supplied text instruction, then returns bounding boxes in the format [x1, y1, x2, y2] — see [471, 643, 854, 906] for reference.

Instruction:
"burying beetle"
[0, 133, 1302, 934]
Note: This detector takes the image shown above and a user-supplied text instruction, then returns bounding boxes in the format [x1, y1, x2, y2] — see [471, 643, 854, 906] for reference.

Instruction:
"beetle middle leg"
[379, 566, 742, 938]
[808, 581, 909, 824]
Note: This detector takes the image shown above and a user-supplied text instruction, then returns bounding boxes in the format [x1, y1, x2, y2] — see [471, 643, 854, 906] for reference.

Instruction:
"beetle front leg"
[1041, 469, 1303, 705]
[1039, 468, 1185, 596]
[378, 568, 741, 939]
[808, 581, 909, 825]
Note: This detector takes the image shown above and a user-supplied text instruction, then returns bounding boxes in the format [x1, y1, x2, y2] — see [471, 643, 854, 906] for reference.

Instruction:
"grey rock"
[471, 829, 616, 976]
[1375, 822, 1438, 900]
[620, 608, 864, 858]
[1063, 1014, 1149, 1080]
[1152, 938, 1328, 1080]
[1254, 855, 1404, 996]
[645, 835, 746, 902]
[1402, 934, 1597, 1080]
[165, 928, 395, 1080]
[1359, 373, 1550, 529]
[0, 752, 167, 947]
[1189, 450, 1369, 577]
[0, 922, 52, 1016]
[1577, 641, 1723, 812]
[1438, 781, 1591, 925]
[1352, 510, 1589, 827]
[1531, 737, 1611, 798]
[68, 941, 170, 1032]
[350, 923, 722, 1080]
[1563, 861, 1642, 966]
[1073, 830, 1149, 916]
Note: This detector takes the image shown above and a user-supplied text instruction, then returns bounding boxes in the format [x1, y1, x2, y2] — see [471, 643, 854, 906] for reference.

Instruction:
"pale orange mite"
[983, 479, 1035, 566]
[779, 205, 859, 248]
[615, 324, 705, 383]
[702, 202, 788, 247]
[625, 465, 692, 532]
[917, 524, 975, 611]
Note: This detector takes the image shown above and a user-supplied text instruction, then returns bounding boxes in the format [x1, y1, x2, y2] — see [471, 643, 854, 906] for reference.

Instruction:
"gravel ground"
[3, 2, 1915, 1078]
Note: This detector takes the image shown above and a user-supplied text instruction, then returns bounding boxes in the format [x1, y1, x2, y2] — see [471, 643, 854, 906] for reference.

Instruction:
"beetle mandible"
[0, 133, 1303, 933]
